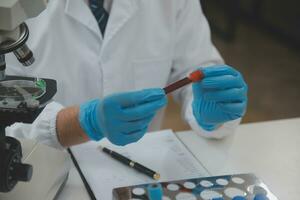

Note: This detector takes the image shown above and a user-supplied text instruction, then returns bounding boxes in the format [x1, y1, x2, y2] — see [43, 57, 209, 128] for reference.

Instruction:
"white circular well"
[132, 187, 145, 196]
[216, 178, 229, 186]
[200, 190, 223, 200]
[176, 192, 197, 200]
[224, 187, 247, 198]
[232, 177, 245, 184]
[199, 180, 214, 187]
[183, 181, 196, 189]
[167, 183, 180, 191]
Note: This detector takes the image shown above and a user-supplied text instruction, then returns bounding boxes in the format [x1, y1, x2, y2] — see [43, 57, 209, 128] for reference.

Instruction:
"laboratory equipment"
[163, 70, 204, 94]
[147, 183, 163, 200]
[113, 173, 278, 200]
[0, 1, 71, 199]
[0, 0, 47, 80]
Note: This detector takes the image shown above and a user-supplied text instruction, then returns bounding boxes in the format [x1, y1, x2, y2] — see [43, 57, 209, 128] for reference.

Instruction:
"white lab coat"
[5, 0, 240, 149]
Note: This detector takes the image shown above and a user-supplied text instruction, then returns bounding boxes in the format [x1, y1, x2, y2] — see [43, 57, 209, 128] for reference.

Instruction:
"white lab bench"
[57, 118, 300, 200]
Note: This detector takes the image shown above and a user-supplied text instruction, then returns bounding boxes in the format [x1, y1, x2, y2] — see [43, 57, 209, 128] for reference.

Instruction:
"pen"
[163, 70, 204, 94]
[99, 146, 160, 180]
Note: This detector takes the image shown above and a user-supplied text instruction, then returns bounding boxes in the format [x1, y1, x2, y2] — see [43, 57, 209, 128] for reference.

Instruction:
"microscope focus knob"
[12, 163, 33, 182]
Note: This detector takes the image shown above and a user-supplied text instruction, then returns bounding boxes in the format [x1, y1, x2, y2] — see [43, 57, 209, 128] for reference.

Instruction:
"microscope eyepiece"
[0, 23, 35, 68]
[13, 44, 35, 66]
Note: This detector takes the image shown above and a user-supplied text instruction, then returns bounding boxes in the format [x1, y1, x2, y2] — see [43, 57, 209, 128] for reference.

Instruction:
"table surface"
[57, 118, 300, 200]
[177, 117, 300, 200]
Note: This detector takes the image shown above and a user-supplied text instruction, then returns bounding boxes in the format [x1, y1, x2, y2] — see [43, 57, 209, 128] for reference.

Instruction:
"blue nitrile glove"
[192, 65, 248, 131]
[79, 88, 167, 146]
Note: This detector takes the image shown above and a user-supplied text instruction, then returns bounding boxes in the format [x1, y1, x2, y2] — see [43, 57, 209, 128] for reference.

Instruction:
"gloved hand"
[79, 88, 167, 146]
[192, 65, 248, 131]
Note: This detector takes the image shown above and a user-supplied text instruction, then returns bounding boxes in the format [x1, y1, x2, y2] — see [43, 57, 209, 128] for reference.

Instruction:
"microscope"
[0, 1, 70, 199]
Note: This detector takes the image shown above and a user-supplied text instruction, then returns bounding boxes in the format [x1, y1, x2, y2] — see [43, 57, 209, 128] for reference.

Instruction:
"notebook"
[70, 129, 208, 200]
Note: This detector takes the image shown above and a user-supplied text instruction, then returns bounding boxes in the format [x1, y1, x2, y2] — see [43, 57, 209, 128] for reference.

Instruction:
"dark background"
[162, 0, 300, 130]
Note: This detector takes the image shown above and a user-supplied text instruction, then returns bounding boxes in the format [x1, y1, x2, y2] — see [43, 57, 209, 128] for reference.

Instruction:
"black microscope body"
[0, 76, 57, 192]
[0, 22, 57, 193]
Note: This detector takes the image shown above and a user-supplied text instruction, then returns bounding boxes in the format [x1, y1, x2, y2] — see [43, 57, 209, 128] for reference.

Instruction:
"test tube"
[147, 183, 163, 200]
[163, 70, 204, 94]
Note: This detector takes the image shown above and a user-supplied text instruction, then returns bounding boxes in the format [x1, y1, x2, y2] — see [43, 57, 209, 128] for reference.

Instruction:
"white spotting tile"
[224, 187, 247, 198]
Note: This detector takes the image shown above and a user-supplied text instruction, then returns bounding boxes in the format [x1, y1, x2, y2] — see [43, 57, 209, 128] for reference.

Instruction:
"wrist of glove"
[192, 65, 248, 131]
[78, 89, 167, 146]
[79, 99, 104, 141]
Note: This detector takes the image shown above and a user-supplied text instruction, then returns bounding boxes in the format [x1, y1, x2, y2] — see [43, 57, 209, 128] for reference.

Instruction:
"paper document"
[71, 129, 208, 200]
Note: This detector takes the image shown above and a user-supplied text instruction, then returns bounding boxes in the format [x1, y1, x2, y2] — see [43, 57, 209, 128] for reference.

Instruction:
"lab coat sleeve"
[171, 0, 241, 138]
[5, 102, 65, 150]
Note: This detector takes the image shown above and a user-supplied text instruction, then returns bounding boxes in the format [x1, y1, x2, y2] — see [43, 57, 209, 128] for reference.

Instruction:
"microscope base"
[0, 139, 71, 200]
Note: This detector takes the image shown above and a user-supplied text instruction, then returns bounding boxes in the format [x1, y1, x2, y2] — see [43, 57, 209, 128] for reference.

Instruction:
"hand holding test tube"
[163, 65, 247, 131]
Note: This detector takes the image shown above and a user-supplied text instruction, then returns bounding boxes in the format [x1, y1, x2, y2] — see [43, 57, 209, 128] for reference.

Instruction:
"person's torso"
[6, 0, 181, 107]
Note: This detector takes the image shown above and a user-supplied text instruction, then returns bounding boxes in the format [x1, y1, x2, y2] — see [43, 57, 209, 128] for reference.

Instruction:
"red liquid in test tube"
[163, 70, 204, 94]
